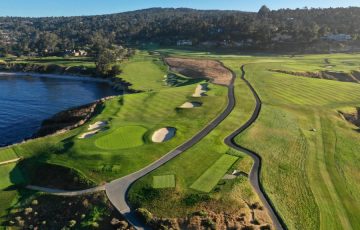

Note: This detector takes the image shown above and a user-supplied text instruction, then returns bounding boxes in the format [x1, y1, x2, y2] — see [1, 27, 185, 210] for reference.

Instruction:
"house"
[65, 49, 88, 56]
[177, 40, 192, 46]
[322, 34, 352, 42]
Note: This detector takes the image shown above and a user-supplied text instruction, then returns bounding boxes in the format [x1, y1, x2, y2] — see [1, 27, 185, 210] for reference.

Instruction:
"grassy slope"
[117, 52, 168, 91]
[0, 148, 18, 163]
[128, 59, 258, 217]
[235, 57, 360, 229]
[0, 163, 26, 221]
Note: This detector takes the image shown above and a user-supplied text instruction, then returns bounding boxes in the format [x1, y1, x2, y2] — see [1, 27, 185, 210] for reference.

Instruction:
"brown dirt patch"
[269, 69, 359, 83]
[4, 192, 133, 230]
[165, 57, 233, 86]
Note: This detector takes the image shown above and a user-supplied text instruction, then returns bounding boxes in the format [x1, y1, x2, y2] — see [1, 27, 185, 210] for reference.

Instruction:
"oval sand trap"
[192, 84, 208, 97]
[78, 129, 101, 139]
[88, 121, 107, 130]
[179, 102, 202, 109]
[95, 126, 147, 150]
[152, 127, 176, 143]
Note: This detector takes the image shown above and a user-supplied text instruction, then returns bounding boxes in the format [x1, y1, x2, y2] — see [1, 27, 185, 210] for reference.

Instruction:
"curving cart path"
[27, 64, 285, 230]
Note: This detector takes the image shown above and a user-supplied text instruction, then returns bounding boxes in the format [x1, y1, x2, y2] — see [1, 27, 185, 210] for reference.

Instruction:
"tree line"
[0, 6, 359, 55]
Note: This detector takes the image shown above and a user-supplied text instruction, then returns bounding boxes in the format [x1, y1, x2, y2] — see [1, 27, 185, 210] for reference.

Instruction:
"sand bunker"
[192, 84, 208, 97]
[88, 121, 107, 130]
[78, 129, 101, 139]
[179, 102, 202, 109]
[152, 127, 176, 143]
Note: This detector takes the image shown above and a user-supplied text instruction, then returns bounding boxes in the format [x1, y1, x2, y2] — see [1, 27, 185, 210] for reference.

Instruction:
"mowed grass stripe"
[0, 148, 18, 163]
[153, 175, 176, 188]
[190, 154, 238, 193]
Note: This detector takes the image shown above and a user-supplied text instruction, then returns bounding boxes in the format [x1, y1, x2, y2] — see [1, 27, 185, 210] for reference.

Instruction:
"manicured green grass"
[153, 175, 176, 188]
[118, 52, 168, 91]
[0, 163, 26, 219]
[190, 154, 238, 192]
[0, 163, 25, 189]
[128, 59, 257, 217]
[95, 126, 147, 150]
[0, 148, 18, 163]
[5, 52, 228, 185]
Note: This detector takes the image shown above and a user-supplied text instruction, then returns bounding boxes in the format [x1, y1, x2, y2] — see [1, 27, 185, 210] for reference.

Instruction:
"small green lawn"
[153, 175, 176, 188]
[95, 126, 147, 150]
[190, 154, 238, 192]
[118, 52, 168, 91]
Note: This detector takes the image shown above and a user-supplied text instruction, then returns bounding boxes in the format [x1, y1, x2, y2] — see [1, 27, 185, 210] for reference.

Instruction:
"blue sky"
[1, 0, 359, 17]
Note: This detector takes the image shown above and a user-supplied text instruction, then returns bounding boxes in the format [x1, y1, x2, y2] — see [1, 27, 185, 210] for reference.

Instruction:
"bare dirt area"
[3, 192, 133, 230]
[165, 57, 233, 86]
[137, 203, 272, 230]
[269, 69, 360, 83]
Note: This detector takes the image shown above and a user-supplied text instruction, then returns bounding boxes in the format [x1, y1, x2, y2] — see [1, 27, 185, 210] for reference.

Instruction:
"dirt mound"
[165, 57, 233, 85]
[142, 205, 272, 230]
[269, 69, 359, 83]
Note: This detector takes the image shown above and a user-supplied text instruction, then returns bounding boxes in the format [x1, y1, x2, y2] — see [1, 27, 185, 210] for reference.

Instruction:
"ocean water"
[0, 74, 118, 147]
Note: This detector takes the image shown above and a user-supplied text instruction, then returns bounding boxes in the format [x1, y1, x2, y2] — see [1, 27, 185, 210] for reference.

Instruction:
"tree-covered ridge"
[1, 7, 360, 55]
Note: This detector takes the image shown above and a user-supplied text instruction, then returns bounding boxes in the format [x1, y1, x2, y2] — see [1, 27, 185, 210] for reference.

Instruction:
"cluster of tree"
[0, 6, 360, 55]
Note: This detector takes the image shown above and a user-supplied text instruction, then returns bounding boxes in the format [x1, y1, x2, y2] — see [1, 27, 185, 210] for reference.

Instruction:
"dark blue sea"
[0, 73, 118, 147]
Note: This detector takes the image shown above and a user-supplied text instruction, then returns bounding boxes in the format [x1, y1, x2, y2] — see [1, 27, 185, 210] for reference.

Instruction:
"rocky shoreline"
[32, 96, 115, 138]
[0, 62, 140, 93]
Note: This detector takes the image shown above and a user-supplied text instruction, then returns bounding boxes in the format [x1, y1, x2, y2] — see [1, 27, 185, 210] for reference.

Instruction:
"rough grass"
[190, 154, 238, 192]
[153, 175, 176, 189]
[235, 59, 360, 229]
[95, 126, 147, 150]
[0, 148, 18, 163]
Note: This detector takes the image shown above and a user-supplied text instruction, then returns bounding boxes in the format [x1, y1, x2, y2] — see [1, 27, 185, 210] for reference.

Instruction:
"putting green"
[95, 126, 147, 150]
[153, 175, 175, 188]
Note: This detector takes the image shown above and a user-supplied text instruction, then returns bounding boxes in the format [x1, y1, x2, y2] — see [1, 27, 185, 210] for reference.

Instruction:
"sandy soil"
[179, 102, 202, 109]
[165, 57, 233, 85]
[88, 121, 107, 130]
[192, 84, 208, 97]
[152, 127, 176, 143]
[78, 129, 101, 139]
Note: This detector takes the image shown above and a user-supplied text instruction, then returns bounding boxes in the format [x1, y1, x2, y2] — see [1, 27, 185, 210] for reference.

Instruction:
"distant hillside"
[0, 7, 360, 55]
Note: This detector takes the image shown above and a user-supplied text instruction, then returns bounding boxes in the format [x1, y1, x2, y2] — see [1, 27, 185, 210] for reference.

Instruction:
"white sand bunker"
[192, 84, 208, 97]
[78, 129, 101, 139]
[179, 102, 202, 109]
[152, 127, 176, 143]
[88, 121, 107, 130]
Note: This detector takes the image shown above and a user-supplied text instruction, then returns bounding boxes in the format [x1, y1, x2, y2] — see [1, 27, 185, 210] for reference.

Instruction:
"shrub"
[182, 194, 210, 206]
[136, 208, 153, 224]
